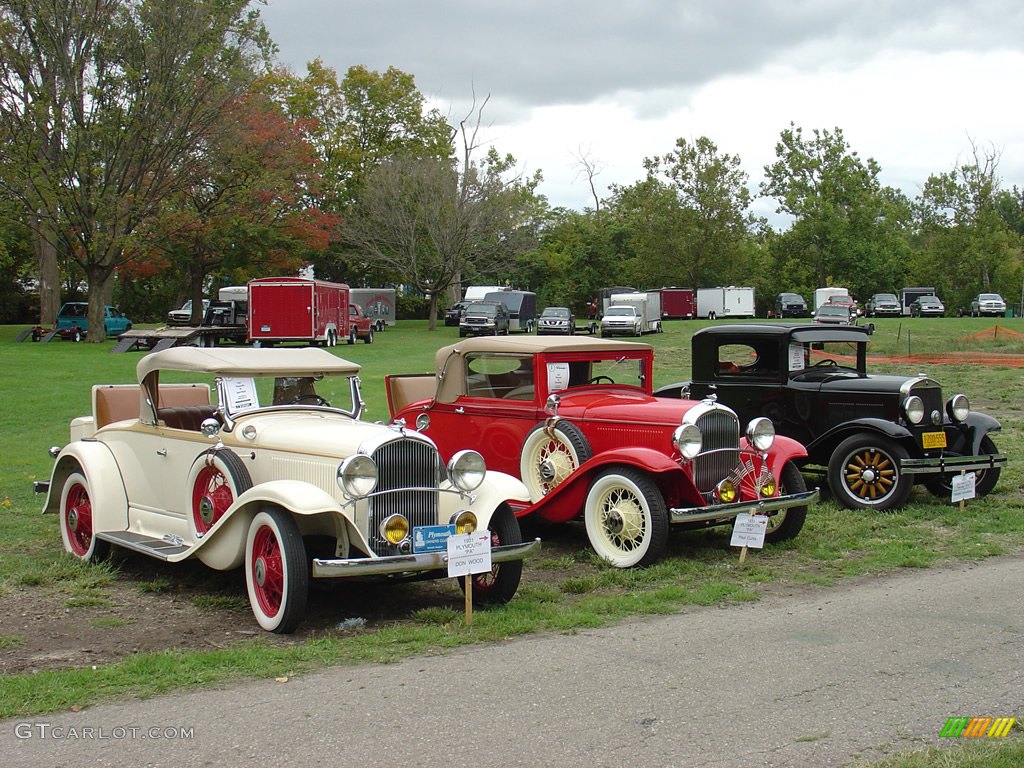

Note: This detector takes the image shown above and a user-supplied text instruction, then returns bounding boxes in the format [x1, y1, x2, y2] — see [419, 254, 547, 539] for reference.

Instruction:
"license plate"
[921, 431, 947, 449]
[413, 524, 456, 553]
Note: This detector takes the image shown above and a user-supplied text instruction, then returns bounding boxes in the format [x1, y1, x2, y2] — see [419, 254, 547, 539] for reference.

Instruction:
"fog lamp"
[380, 514, 409, 545]
[450, 510, 478, 535]
[716, 479, 737, 504]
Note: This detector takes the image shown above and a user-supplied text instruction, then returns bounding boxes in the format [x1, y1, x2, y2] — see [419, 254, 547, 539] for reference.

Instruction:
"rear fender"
[42, 442, 128, 533]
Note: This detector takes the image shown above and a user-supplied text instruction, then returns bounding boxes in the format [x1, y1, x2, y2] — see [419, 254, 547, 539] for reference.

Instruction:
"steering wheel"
[813, 359, 838, 367]
[290, 394, 330, 406]
[588, 375, 614, 384]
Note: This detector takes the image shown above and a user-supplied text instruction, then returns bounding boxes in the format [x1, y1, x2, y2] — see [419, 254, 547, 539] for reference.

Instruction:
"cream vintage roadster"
[40, 347, 538, 633]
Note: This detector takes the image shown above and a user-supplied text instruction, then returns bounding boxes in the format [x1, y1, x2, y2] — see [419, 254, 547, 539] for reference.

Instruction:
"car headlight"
[337, 454, 378, 497]
[450, 510, 478, 535]
[672, 424, 703, 459]
[903, 395, 925, 425]
[746, 417, 775, 451]
[947, 393, 970, 423]
[448, 450, 486, 492]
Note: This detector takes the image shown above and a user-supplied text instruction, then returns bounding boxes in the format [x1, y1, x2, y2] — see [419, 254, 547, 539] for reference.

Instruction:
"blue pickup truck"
[55, 302, 133, 341]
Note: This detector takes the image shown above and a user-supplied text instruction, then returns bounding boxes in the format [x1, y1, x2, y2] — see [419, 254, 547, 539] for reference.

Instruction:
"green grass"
[2, 317, 1023, 725]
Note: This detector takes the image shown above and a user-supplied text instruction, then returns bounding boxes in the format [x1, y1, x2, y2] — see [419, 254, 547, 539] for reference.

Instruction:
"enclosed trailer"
[899, 287, 937, 316]
[349, 287, 396, 331]
[814, 287, 850, 311]
[609, 291, 662, 333]
[598, 285, 637, 315]
[248, 277, 349, 346]
[697, 286, 755, 320]
[660, 287, 697, 319]
[484, 290, 537, 332]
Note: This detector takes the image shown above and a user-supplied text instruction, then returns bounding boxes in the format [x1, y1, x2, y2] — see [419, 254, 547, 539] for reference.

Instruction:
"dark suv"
[774, 292, 809, 318]
[459, 301, 510, 337]
[654, 324, 1005, 510]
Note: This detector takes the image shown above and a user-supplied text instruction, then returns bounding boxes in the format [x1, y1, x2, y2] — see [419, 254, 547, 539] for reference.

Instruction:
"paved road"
[5, 556, 1023, 767]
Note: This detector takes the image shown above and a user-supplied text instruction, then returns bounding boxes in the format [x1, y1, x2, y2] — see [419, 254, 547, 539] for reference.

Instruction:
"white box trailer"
[609, 291, 662, 333]
[696, 286, 755, 320]
[814, 286, 849, 311]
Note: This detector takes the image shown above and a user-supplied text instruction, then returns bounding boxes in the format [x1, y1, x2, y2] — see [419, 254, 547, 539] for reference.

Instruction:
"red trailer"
[660, 287, 697, 319]
[248, 277, 349, 347]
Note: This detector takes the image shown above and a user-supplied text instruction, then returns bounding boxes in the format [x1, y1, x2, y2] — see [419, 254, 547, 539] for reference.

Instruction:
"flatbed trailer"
[111, 325, 247, 353]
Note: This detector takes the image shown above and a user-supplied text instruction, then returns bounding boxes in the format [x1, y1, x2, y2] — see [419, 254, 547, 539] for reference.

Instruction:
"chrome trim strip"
[312, 538, 542, 578]
[901, 453, 1007, 475]
[669, 489, 819, 524]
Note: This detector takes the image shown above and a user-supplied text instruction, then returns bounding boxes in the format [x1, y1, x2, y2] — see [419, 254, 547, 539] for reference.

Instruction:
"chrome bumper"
[901, 453, 1007, 475]
[312, 538, 541, 579]
[669, 489, 818, 524]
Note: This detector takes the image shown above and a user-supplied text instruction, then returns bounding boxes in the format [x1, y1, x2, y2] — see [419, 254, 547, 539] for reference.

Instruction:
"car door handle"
[455, 407, 464, 414]
[156, 448, 167, 456]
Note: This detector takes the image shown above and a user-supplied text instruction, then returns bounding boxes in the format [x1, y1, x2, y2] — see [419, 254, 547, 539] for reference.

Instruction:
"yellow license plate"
[922, 431, 947, 449]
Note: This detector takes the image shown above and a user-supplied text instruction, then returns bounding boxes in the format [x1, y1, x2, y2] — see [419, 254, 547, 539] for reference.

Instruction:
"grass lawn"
[1, 316, 1022, 764]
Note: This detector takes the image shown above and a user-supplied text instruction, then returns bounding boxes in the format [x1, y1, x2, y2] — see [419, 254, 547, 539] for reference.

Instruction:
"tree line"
[1, 1, 1021, 339]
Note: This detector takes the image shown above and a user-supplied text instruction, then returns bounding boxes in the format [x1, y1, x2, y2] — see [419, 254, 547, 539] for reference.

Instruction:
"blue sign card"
[413, 524, 457, 553]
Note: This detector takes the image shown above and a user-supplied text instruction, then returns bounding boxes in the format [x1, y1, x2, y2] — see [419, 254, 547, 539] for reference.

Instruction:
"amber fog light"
[380, 514, 410, 545]
[947, 393, 970, 423]
[760, 478, 776, 497]
[716, 479, 737, 504]
[450, 510, 478, 535]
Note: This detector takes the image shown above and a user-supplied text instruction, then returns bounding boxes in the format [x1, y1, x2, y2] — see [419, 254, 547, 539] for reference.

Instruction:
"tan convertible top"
[432, 335, 652, 371]
[137, 346, 360, 381]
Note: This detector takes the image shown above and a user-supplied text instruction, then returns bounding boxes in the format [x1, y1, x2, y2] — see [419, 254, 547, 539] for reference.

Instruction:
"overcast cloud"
[257, 1, 1024, 219]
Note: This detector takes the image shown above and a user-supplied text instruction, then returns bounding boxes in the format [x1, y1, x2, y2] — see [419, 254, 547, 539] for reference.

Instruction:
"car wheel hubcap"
[68, 508, 79, 532]
[844, 449, 895, 499]
[254, 557, 267, 587]
[199, 496, 215, 525]
[539, 459, 557, 484]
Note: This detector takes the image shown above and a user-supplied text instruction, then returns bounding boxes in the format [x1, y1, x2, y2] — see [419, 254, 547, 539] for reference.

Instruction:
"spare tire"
[519, 420, 592, 502]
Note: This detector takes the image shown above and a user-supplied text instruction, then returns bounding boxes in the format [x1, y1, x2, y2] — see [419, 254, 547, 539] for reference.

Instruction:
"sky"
[256, 0, 1024, 224]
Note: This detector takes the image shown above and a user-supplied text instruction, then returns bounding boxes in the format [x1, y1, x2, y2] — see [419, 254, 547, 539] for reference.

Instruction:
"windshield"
[875, 294, 897, 302]
[470, 304, 498, 316]
[542, 308, 570, 318]
[817, 306, 848, 316]
[605, 306, 635, 316]
[979, 294, 1001, 301]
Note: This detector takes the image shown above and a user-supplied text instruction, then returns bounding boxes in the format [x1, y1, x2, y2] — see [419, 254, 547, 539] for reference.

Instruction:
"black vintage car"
[654, 324, 1006, 510]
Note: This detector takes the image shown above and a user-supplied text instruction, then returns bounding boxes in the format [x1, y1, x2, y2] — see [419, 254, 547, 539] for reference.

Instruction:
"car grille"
[910, 381, 943, 426]
[367, 438, 441, 554]
[693, 407, 741, 500]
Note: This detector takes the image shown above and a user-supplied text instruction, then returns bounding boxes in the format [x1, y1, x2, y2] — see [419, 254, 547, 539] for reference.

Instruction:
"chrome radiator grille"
[693, 408, 741, 498]
[368, 438, 442, 554]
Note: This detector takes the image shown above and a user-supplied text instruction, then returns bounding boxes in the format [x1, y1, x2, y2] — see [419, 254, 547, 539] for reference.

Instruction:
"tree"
[138, 84, 337, 322]
[610, 137, 756, 288]
[342, 100, 543, 329]
[761, 124, 911, 299]
[915, 140, 1016, 308]
[0, 0, 272, 340]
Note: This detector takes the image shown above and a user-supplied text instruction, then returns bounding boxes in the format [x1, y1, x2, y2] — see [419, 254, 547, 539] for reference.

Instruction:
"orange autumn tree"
[136, 83, 338, 320]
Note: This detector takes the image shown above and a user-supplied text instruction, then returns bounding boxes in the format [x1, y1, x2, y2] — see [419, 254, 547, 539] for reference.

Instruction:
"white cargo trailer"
[696, 286, 755, 320]
[607, 291, 662, 334]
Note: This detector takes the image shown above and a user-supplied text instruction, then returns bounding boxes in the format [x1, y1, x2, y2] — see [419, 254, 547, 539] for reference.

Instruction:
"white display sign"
[547, 362, 570, 392]
[951, 472, 976, 503]
[446, 531, 492, 577]
[222, 377, 258, 411]
[730, 513, 768, 549]
[788, 344, 806, 371]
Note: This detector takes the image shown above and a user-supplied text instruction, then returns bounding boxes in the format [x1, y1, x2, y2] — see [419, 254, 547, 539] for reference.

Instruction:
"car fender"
[953, 413, 1002, 453]
[518, 448, 682, 525]
[807, 418, 914, 459]
[442, 470, 530, 530]
[194, 480, 359, 570]
[42, 442, 129, 533]
[761, 435, 808, 476]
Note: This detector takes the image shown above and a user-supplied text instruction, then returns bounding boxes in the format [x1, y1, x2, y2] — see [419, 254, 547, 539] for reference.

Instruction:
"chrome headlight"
[337, 454, 378, 498]
[449, 450, 486, 492]
[903, 395, 925, 425]
[947, 393, 970, 423]
[672, 424, 703, 459]
[746, 417, 775, 451]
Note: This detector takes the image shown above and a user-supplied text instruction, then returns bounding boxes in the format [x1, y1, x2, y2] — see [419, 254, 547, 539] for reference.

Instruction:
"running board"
[96, 531, 191, 560]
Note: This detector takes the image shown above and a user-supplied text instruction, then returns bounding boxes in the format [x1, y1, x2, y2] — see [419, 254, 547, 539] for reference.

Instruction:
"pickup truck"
[347, 303, 374, 344]
[55, 302, 133, 340]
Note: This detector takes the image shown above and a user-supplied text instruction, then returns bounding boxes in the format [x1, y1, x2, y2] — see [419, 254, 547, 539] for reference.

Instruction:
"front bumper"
[669, 488, 818, 524]
[901, 452, 1007, 476]
[312, 538, 541, 578]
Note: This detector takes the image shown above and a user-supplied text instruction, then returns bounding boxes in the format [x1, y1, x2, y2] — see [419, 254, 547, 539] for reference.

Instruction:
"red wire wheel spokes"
[250, 524, 285, 619]
[64, 481, 93, 557]
[192, 465, 234, 534]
